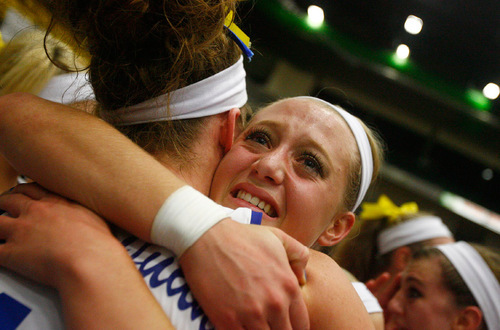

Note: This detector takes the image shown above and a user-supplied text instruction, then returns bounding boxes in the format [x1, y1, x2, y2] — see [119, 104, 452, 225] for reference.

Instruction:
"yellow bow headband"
[360, 194, 419, 223]
[224, 10, 253, 59]
[0, 31, 5, 50]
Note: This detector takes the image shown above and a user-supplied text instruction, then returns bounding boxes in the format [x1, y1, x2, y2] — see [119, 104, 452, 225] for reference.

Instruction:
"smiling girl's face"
[386, 257, 464, 330]
[209, 98, 357, 247]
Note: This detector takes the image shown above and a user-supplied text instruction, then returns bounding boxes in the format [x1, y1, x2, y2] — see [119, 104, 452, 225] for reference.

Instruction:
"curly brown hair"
[17, 0, 245, 162]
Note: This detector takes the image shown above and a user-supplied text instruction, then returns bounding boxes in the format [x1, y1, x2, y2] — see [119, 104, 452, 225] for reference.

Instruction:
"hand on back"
[180, 219, 310, 329]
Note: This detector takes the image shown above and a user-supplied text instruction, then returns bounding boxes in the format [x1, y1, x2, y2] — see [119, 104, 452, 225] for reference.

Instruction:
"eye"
[298, 152, 325, 177]
[245, 127, 272, 148]
[406, 286, 422, 299]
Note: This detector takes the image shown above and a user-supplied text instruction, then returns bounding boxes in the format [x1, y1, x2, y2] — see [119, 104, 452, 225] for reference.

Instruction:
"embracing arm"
[61, 253, 174, 329]
[0, 186, 173, 329]
[303, 250, 375, 330]
[0, 92, 182, 240]
[59, 235, 174, 329]
[0, 93, 310, 329]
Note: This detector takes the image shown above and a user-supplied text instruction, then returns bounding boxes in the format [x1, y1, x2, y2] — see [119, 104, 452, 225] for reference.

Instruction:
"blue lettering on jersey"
[0, 293, 31, 330]
[121, 236, 212, 329]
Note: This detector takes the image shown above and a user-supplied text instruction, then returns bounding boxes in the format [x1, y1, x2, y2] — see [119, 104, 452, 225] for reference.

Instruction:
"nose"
[251, 150, 286, 185]
[386, 288, 404, 317]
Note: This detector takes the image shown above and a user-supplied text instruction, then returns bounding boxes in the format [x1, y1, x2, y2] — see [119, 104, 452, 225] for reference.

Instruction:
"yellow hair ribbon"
[0, 31, 5, 50]
[224, 10, 251, 48]
[360, 194, 419, 223]
[224, 10, 253, 59]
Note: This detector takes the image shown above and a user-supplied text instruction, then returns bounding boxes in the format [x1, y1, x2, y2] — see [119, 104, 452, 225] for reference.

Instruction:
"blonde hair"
[2, 0, 90, 61]
[247, 97, 384, 220]
[0, 29, 84, 96]
[344, 119, 384, 212]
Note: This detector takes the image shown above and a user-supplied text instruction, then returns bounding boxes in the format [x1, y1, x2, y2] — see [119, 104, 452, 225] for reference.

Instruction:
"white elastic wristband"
[151, 185, 230, 256]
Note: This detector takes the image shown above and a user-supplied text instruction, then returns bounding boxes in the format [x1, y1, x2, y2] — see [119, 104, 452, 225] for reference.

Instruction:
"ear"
[391, 246, 412, 272]
[453, 306, 482, 330]
[219, 108, 241, 153]
[316, 212, 355, 246]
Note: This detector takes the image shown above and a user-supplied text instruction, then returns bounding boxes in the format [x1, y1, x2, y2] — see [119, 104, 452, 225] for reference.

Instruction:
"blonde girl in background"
[331, 194, 455, 313]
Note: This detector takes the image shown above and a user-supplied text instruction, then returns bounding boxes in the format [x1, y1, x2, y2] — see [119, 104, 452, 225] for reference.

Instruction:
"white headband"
[105, 56, 247, 125]
[378, 215, 453, 255]
[436, 241, 500, 329]
[38, 72, 94, 104]
[295, 96, 373, 212]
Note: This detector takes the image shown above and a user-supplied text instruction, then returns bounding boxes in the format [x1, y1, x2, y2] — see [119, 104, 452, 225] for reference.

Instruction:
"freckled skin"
[208, 99, 375, 329]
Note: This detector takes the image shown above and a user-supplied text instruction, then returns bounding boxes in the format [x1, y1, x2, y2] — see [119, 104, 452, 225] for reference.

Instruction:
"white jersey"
[0, 208, 261, 329]
[352, 282, 383, 314]
[0, 271, 63, 330]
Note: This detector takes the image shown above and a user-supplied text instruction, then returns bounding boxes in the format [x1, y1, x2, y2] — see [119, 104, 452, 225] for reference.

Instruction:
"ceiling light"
[307, 5, 324, 28]
[404, 15, 423, 35]
[482, 168, 493, 181]
[396, 44, 410, 59]
[482, 82, 500, 100]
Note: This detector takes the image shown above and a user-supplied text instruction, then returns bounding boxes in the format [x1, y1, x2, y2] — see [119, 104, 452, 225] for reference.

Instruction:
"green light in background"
[306, 5, 324, 29]
[466, 89, 492, 111]
[389, 53, 409, 68]
[387, 44, 411, 69]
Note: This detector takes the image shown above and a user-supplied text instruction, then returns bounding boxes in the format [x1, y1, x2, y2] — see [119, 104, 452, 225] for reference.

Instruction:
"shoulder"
[303, 250, 374, 330]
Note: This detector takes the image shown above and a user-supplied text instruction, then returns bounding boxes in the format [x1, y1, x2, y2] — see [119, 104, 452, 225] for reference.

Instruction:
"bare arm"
[0, 185, 174, 329]
[0, 92, 183, 240]
[303, 250, 375, 330]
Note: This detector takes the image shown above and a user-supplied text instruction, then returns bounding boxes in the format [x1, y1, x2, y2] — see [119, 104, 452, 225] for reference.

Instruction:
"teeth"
[235, 190, 276, 217]
[250, 196, 259, 206]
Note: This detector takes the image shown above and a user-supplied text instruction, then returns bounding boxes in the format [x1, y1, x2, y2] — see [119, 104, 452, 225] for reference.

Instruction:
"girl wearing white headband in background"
[331, 194, 455, 311]
[333, 195, 455, 281]
[0, 0, 384, 328]
[386, 241, 500, 330]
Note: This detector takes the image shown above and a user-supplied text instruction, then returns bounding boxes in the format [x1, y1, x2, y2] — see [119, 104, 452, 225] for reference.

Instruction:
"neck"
[156, 118, 224, 196]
